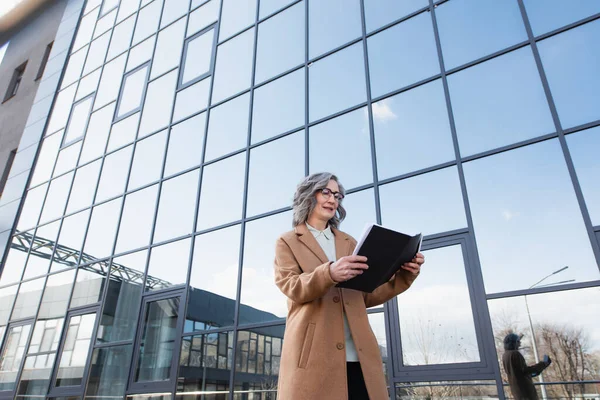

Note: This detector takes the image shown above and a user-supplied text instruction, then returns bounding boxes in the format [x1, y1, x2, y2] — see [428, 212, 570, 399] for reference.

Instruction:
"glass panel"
[0, 286, 18, 325]
[29, 318, 64, 354]
[83, 32, 111, 75]
[39, 172, 74, 225]
[127, 35, 156, 72]
[128, 130, 167, 190]
[153, 170, 199, 243]
[11, 278, 45, 320]
[116, 185, 159, 253]
[146, 238, 191, 290]
[96, 8, 117, 38]
[367, 312, 387, 379]
[309, 43, 366, 122]
[76, 70, 101, 102]
[16, 354, 56, 397]
[364, 0, 427, 33]
[251, 68, 304, 144]
[367, 13, 439, 99]
[70, 268, 107, 308]
[380, 167, 467, 236]
[117, 0, 140, 22]
[373, 80, 455, 179]
[172, 77, 210, 122]
[309, 107, 373, 189]
[219, 0, 256, 41]
[23, 222, 59, 279]
[211, 28, 255, 104]
[132, 0, 162, 45]
[107, 112, 140, 152]
[55, 313, 97, 387]
[255, 1, 304, 84]
[448, 46, 554, 156]
[396, 381, 498, 399]
[79, 103, 116, 165]
[107, 15, 136, 60]
[30, 131, 63, 187]
[205, 93, 249, 160]
[164, 113, 206, 176]
[62, 47, 88, 89]
[567, 127, 600, 225]
[51, 210, 90, 272]
[187, 0, 219, 37]
[233, 326, 283, 396]
[85, 345, 133, 398]
[308, 0, 361, 58]
[197, 154, 245, 230]
[239, 211, 291, 323]
[83, 198, 122, 261]
[64, 96, 94, 144]
[246, 131, 305, 216]
[538, 20, 600, 129]
[160, 0, 188, 28]
[66, 160, 102, 213]
[139, 69, 178, 137]
[436, 0, 527, 70]
[152, 18, 186, 79]
[117, 64, 149, 119]
[182, 28, 214, 86]
[488, 287, 600, 397]
[463, 139, 600, 294]
[97, 250, 146, 343]
[341, 188, 376, 240]
[260, 0, 294, 18]
[0, 324, 32, 391]
[524, 0, 600, 36]
[0, 237, 29, 287]
[95, 145, 133, 203]
[177, 332, 233, 397]
[16, 183, 48, 231]
[73, 8, 99, 51]
[53, 142, 82, 177]
[48, 85, 77, 134]
[135, 297, 180, 382]
[187, 225, 241, 330]
[38, 270, 76, 319]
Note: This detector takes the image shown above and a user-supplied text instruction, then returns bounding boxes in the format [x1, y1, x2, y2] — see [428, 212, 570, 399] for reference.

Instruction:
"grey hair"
[292, 172, 346, 229]
[503, 333, 521, 351]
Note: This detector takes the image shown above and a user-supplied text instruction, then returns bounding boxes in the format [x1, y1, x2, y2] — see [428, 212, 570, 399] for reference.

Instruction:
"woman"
[274, 172, 424, 400]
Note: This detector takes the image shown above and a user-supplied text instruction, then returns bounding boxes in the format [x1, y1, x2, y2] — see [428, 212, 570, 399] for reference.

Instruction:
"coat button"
[333, 296, 340, 303]
[336, 342, 344, 350]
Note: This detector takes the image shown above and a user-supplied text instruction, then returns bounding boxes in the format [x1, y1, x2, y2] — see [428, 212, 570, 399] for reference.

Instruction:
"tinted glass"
[39, 173, 74, 225]
[16, 354, 56, 398]
[73, 8, 99, 51]
[260, 0, 294, 18]
[70, 267, 107, 308]
[1, 239, 29, 288]
[95, 145, 133, 203]
[85, 345, 133, 398]
[205, 93, 250, 161]
[79, 103, 115, 165]
[364, 0, 427, 32]
[66, 160, 102, 213]
[75, 69, 101, 101]
[55, 313, 97, 387]
[82, 32, 111, 75]
[127, 35, 156, 72]
[62, 48, 88, 89]
[115, 185, 159, 253]
[37, 270, 76, 319]
[182, 28, 214, 86]
[132, 0, 162, 45]
[151, 18, 186, 79]
[0, 286, 18, 324]
[51, 210, 90, 271]
[107, 112, 140, 152]
[107, 16, 136, 60]
[83, 198, 122, 261]
[64, 96, 94, 144]
[29, 131, 62, 187]
[0, 324, 31, 391]
[28, 318, 64, 354]
[53, 142, 82, 177]
[341, 188, 376, 240]
[160, 0, 188, 28]
[127, 130, 167, 190]
[219, 0, 256, 41]
[11, 278, 45, 320]
[523, 0, 600, 36]
[187, 1, 219, 37]
[172, 77, 210, 122]
[146, 238, 191, 290]
[309, 0, 361, 58]
[117, 65, 149, 119]
[47, 85, 77, 134]
[139, 70, 178, 137]
[16, 183, 48, 231]
[164, 113, 206, 177]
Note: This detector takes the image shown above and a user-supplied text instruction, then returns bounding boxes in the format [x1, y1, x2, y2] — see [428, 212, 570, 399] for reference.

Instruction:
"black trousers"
[347, 362, 370, 400]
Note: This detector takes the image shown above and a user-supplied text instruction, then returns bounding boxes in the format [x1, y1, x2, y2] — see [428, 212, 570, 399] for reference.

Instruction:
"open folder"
[336, 224, 422, 293]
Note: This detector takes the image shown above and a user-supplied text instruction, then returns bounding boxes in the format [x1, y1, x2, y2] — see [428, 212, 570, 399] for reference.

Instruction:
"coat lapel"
[295, 223, 329, 264]
[332, 226, 351, 260]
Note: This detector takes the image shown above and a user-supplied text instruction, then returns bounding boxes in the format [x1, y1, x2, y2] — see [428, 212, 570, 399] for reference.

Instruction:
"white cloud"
[502, 209, 520, 221]
[372, 99, 398, 122]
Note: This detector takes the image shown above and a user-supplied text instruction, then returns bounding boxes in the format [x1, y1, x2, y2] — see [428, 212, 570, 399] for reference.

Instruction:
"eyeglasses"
[319, 188, 344, 201]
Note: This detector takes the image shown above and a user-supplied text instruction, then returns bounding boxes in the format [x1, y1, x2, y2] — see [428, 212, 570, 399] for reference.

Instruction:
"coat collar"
[294, 223, 350, 264]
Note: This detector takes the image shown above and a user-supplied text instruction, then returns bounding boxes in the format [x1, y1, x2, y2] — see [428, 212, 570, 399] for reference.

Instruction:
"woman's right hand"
[329, 255, 368, 282]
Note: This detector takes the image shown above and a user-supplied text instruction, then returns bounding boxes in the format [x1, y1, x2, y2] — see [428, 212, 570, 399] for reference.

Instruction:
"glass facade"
[1, 0, 599, 399]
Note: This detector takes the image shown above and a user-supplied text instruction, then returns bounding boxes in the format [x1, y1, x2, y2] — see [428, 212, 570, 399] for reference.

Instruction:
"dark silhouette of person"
[502, 333, 552, 400]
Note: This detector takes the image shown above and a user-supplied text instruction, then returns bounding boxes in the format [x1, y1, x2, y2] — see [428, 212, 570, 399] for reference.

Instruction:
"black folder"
[336, 224, 422, 293]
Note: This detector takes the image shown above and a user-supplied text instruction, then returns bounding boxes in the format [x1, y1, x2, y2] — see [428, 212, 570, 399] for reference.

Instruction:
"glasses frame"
[319, 187, 344, 201]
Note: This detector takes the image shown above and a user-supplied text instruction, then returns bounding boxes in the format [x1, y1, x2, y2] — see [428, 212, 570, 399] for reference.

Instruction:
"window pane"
[70, 267, 107, 308]
[260, 0, 294, 19]
[373, 81, 454, 179]
[73, 8, 99, 51]
[239, 211, 290, 323]
[1, 237, 30, 286]
[188, 0, 218, 37]
[95, 145, 133, 203]
[173, 77, 210, 122]
[51, 210, 90, 272]
[0, 324, 31, 391]
[29, 318, 64, 354]
[463, 139, 599, 294]
[212, 28, 255, 104]
[132, 0, 162, 45]
[436, 0, 527, 70]
[147, 238, 191, 290]
[30, 131, 62, 187]
[153, 170, 199, 243]
[48, 85, 77, 134]
[152, 18, 186, 79]
[396, 381, 498, 399]
[139, 69, 178, 137]
[398, 244, 480, 365]
[79, 103, 115, 165]
[164, 113, 206, 176]
[11, 278, 45, 320]
[83, 198, 122, 261]
[160, 0, 188, 28]
[367, 13, 439, 99]
[182, 28, 214, 86]
[116, 185, 159, 253]
[246, 131, 305, 216]
[127, 35, 156, 72]
[341, 188, 376, 240]
[62, 47, 88, 89]
[53, 141, 82, 177]
[538, 20, 600, 129]
[380, 167, 467, 236]
[67, 160, 102, 214]
[98, 250, 146, 343]
[255, 1, 304, 84]
[22, 224, 58, 280]
[523, 0, 600, 36]
[197, 154, 245, 230]
[309, 0, 361, 58]
[364, 0, 427, 33]
[0, 286, 18, 324]
[107, 15, 136, 60]
[85, 345, 133, 398]
[107, 112, 140, 152]
[219, 0, 256, 41]
[367, 312, 387, 378]
[64, 96, 94, 144]
[567, 127, 600, 225]
[55, 313, 96, 387]
[75, 69, 101, 101]
[309, 43, 366, 122]
[39, 172, 74, 225]
[83, 31, 111, 75]
[38, 270, 76, 319]
[309, 107, 373, 189]
[205, 93, 249, 161]
[448, 47, 554, 156]
[16, 183, 48, 231]
[251, 68, 304, 144]
[127, 130, 167, 190]
[187, 225, 241, 329]
[117, 65, 149, 119]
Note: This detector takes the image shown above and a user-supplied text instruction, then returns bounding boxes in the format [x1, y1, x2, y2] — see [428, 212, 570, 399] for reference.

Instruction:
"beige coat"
[274, 224, 418, 400]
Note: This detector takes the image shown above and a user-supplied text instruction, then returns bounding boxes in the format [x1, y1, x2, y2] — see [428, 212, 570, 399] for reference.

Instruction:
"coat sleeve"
[509, 351, 547, 376]
[273, 237, 337, 304]
[363, 269, 418, 308]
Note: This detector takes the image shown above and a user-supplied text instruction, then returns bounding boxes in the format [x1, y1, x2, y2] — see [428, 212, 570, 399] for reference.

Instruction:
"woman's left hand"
[400, 252, 424, 276]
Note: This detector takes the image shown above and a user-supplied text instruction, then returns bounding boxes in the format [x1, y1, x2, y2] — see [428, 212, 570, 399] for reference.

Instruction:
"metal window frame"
[2, 61, 28, 103]
[0, 319, 35, 400]
[61, 92, 96, 147]
[178, 23, 217, 90]
[113, 60, 152, 123]
[35, 42, 54, 81]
